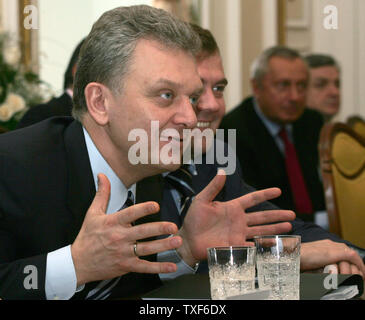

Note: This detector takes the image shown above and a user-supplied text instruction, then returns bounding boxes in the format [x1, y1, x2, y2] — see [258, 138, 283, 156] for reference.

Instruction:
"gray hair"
[250, 45, 306, 86]
[72, 5, 201, 121]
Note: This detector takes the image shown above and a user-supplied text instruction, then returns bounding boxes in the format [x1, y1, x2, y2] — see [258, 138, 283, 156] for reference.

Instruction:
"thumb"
[197, 169, 226, 202]
[88, 173, 111, 216]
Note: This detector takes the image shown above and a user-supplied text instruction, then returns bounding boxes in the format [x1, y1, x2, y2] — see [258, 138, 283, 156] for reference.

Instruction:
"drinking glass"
[207, 246, 256, 300]
[254, 235, 301, 300]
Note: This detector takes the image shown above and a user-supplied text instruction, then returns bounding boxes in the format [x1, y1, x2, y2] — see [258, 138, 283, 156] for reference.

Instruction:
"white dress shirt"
[252, 97, 293, 153]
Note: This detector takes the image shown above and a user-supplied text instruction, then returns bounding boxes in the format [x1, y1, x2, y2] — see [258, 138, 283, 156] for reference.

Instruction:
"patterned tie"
[85, 190, 135, 300]
[279, 128, 313, 214]
[165, 164, 196, 225]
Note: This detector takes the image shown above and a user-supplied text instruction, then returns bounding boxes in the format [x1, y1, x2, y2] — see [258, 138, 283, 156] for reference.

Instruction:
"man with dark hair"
[305, 54, 341, 122]
[16, 39, 85, 129]
[163, 26, 365, 277]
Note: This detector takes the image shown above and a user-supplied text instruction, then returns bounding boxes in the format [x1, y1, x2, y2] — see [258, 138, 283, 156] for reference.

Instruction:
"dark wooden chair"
[319, 122, 365, 248]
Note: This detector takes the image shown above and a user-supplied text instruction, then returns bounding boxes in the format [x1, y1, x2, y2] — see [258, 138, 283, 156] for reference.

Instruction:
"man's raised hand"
[71, 174, 182, 286]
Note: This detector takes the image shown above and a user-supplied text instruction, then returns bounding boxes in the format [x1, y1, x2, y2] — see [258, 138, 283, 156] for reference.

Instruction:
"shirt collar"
[83, 127, 136, 214]
[253, 97, 292, 137]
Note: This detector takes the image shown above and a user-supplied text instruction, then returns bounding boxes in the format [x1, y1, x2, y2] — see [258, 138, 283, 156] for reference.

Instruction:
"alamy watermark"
[23, 5, 38, 30]
[23, 265, 38, 290]
[323, 5, 338, 30]
[22, 4, 338, 31]
[323, 265, 338, 290]
[128, 121, 237, 175]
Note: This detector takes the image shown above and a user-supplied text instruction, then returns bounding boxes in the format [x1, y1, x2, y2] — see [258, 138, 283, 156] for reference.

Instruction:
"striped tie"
[165, 165, 196, 226]
[85, 190, 134, 300]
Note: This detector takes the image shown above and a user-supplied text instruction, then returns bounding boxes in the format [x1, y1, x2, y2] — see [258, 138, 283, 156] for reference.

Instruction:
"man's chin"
[325, 105, 340, 115]
[153, 162, 183, 174]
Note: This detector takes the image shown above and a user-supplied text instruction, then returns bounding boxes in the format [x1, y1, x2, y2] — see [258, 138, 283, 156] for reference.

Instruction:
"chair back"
[319, 122, 365, 248]
[347, 115, 365, 139]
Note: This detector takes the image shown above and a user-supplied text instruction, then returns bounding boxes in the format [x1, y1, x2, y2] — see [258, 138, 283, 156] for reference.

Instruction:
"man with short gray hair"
[0, 6, 294, 300]
[220, 45, 326, 225]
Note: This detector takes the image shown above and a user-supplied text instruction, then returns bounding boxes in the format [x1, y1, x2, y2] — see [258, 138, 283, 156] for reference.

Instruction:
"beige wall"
[204, 0, 277, 112]
[0, 0, 19, 37]
[311, 0, 365, 122]
[205, 0, 244, 112]
[4, 0, 364, 122]
[205, 0, 365, 121]
[37, 0, 152, 95]
[203, 0, 266, 112]
[241, 0, 263, 101]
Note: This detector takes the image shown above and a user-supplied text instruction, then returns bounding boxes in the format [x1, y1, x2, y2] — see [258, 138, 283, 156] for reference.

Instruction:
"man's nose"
[329, 82, 340, 96]
[289, 85, 301, 101]
[175, 97, 197, 129]
[197, 89, 220, 113]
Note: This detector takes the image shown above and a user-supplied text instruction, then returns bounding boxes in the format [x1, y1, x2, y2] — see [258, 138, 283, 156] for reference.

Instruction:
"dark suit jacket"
[0, 117, 163, 300]
[219, 96, 325, 222]
[16, 93, 73, 129]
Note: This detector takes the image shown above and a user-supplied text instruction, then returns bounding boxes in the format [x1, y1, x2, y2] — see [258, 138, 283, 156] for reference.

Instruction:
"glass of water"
[207, 246, 256, 300]
[254, 235, 301, 300]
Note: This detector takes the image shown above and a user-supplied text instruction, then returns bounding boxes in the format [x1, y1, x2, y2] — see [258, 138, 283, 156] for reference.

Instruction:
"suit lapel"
[63, 122, 165, 297]
[244, 101, 286, 183]
[64, 121, 95, 243]
[63, 121, 164, 242]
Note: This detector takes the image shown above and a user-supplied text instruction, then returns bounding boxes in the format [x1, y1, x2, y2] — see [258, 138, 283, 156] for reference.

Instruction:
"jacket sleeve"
[235, 160, 365, 257]
[0, 227, 47, 300]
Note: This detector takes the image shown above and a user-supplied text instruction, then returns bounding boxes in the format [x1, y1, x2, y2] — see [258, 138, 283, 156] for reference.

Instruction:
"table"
[143, 273, 363, 300]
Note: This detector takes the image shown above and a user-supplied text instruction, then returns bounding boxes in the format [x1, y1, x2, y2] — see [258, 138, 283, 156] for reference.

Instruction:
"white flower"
[0, 93, 26, 121]
[3, 45, 21, 66]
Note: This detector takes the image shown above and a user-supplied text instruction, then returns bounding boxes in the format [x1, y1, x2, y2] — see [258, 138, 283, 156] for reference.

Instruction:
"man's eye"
[161, 92, 173, 100]
[213, 85, 226, 93]
[276, 82, 289, 90]
[189, 96, 199, 105]
[297, 82, 307, 91]
[314, 81, 327, 88]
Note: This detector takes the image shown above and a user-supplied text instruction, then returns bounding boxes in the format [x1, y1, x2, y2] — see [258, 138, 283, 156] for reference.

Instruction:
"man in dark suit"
[0, 6, 296, 300]
[220, 46, 325, 225]
[16, 39, 85, 129]
[161, 25, 365, 275]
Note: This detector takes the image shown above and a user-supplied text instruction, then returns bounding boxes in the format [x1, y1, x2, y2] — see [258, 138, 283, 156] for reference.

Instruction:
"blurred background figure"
[16, 39, 85, 129]
[305, 54, 341, 122]
[220, 46, 326, 226]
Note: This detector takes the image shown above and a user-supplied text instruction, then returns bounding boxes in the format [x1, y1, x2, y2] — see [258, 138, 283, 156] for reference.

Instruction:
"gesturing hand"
[177, 170, 295, 266]
[71, 174, 182, 286]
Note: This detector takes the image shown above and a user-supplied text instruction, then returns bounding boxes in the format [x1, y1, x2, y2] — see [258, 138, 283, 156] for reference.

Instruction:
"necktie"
[279, 128, 313, 214]
[165, 164, 196, 225]
[85, 190, 134, 300]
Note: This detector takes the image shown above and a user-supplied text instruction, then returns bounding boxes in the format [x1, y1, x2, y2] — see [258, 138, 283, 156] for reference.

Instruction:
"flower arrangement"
[0, 33, 50, 131]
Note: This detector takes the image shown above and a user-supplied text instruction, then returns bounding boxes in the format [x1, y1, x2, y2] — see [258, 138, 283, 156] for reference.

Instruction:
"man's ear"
[84, 82, 110, 126]
[251, 79, 260, 97]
